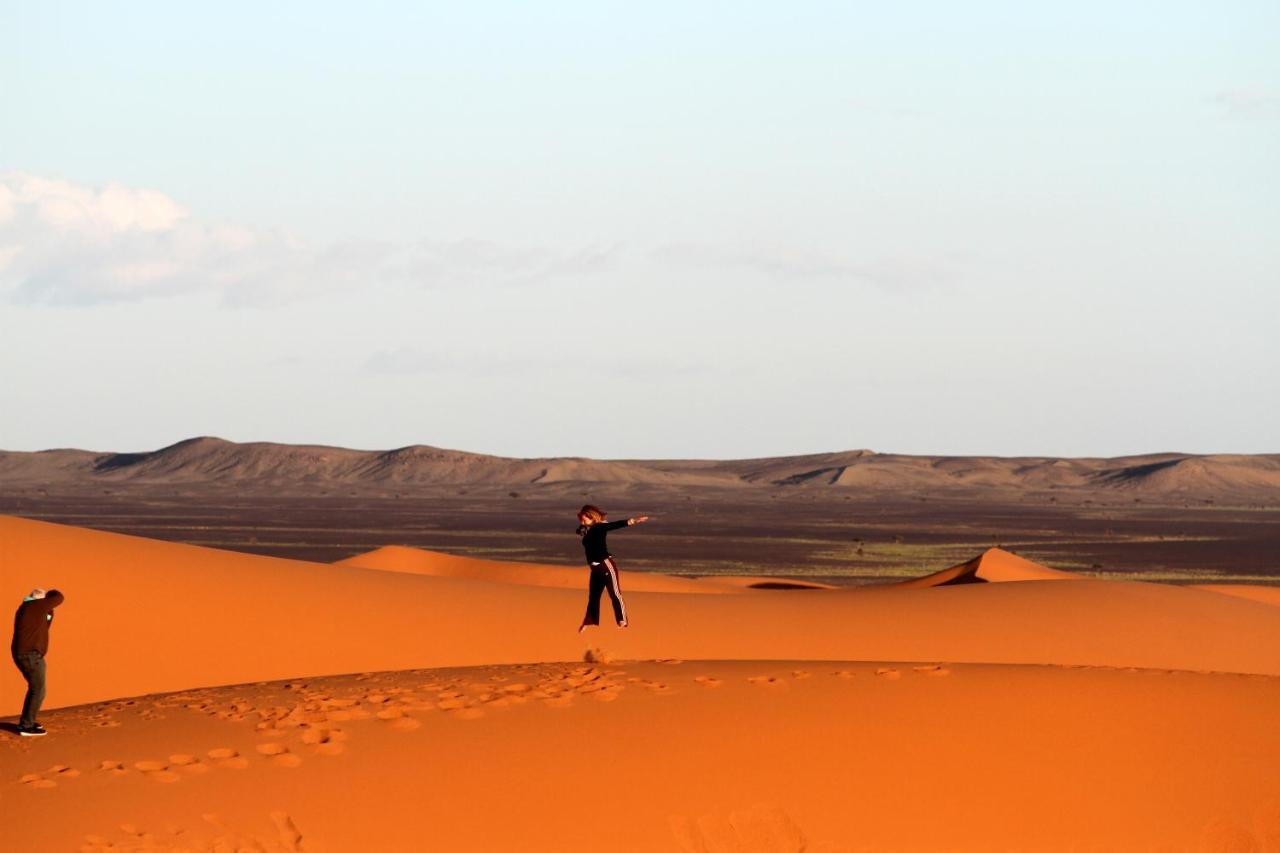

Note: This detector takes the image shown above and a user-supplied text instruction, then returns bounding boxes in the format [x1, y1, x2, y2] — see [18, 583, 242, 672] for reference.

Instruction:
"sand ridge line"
[12, 661, 942, 789]
[9, 660, 1268, 794]
[16, 657, 1259, 764]
[7, 662, 693, 787]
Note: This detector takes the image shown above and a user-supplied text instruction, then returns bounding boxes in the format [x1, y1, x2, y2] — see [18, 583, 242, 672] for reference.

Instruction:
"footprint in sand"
[99, 760, 129, 777]
[169, 754, 209, 775]
[47, 764, 81, 779]
[256, 742, 303, 767]
[831, 670, 856, 679]
[132, 761, 181, 783]
[694, 676, 723, 688]
[207, 748, 250, 770]
[591, 688, 623, 702]
[912, 664, 952, 677]
[374, 706, 422, 729]
[791, 670, 812, 680]
[670, 803, 822, 853]
[747, 676, 786, 688]
[301, 726, 349, 752]
[875, 668, 901, 681]
[436, 697, 469, 711]
[20, 772, 57, 789]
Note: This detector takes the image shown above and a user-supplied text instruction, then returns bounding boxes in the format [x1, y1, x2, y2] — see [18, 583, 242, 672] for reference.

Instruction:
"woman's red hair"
[578, 504, 606, 524]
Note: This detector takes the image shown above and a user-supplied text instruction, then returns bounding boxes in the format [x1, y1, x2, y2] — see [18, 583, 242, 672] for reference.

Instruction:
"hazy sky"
[2, 2, 1277, 459]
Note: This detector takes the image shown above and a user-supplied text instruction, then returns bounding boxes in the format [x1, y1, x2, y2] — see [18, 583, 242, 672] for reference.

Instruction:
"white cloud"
[365, 348, 457, 375]
[397, 239, 617, 281]
[0, 172, 619, 305]
[1211, 89, 1280, 119]
[650, 242, 960, 290]
[0, 171, 378, 304]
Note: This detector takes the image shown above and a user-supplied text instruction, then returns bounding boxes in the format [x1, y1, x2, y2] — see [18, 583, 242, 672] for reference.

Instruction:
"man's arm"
[602, 519, 631, 531]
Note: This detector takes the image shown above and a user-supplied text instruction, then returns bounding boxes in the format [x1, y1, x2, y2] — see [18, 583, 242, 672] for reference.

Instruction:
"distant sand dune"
[336, 544, 737, 593]
[4, 515, 1280, 713]
[890, 547, 1082, 587]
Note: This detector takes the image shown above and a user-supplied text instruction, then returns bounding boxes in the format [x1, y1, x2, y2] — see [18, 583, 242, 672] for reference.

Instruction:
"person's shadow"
[0, 722, 26, 737]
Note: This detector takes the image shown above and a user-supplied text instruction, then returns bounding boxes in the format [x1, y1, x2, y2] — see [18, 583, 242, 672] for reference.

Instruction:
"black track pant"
[582, 557, 627, 626]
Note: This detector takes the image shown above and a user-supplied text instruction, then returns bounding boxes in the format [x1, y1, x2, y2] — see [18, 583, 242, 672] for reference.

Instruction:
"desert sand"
[3, 514, 1279, 852]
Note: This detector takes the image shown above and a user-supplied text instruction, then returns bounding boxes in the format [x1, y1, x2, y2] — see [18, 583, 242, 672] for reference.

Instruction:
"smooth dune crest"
[890, 547, 1083, 587]
[335, 544, 737, 594]
[1190, 583, 1280, 607]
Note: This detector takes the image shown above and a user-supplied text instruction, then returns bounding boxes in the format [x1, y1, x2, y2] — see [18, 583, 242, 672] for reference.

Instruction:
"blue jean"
[13, 651, 46, 727]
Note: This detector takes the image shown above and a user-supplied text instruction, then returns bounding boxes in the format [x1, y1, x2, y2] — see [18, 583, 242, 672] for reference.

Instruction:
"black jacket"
[12, 590, 65, 657]
[578, 519, 629, 563]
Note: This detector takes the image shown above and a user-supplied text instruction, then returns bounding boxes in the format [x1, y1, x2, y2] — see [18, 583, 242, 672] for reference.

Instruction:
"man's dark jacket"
[11, 590, 65, 657]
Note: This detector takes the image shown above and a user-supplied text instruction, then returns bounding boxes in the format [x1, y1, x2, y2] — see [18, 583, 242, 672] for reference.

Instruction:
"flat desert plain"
[2, 515, 1279, 852]
[3, 439, 1279, 585]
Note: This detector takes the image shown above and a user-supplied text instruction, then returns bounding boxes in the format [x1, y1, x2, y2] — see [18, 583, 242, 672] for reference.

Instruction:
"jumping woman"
[576, 504, 649, 633]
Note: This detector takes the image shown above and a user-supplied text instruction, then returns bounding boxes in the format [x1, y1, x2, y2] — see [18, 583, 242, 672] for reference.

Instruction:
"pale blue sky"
[1, 2, 1277, 458]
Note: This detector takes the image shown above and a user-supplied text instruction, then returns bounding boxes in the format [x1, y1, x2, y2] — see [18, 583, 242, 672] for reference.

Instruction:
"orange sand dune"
[891, 547, 1082, 587]
[5, 516, 1280, 852]
[2, 661, 1278, 852]
[336, 544, 735, 593]
[4, 515, 1280, 715]
[1192, 583, 1280, 607]
[338, 544, 825, 592]
[697, 575, 838, 590]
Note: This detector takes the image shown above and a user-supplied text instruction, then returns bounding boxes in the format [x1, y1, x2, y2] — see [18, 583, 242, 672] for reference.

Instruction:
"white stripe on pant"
[585, 557, 628, 625]
[604, 557, 627, 624]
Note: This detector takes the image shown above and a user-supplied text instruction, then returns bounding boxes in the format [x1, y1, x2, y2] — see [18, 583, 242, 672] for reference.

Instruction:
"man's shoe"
[18, 723, 47, 737]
